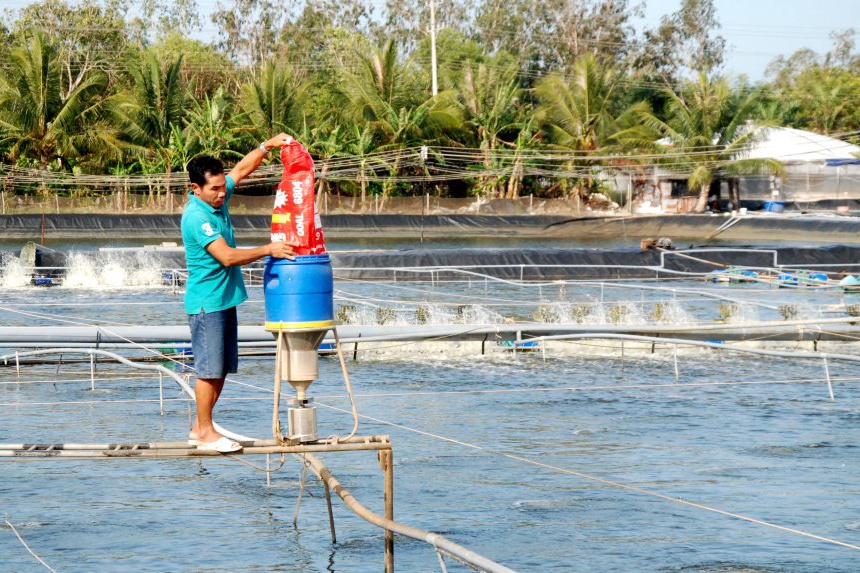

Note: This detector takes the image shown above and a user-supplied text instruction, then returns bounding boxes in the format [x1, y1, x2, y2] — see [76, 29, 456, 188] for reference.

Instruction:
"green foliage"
[0, 0, 857, 204]
[336, 40, 463, 195]
[12, 0, 131, 86]
[535, 54, 649, 200]
[240, 61, 308, 142]
[152, 33, 236, 101]
[183, 87, 245, 161]
[110, 50, 187, 172]
[765, 32, 860, 134]
[0, 31, 120, 171]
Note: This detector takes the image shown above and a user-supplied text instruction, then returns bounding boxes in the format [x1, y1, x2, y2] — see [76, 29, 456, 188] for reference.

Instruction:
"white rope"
[436, 550, 450, 573]
[272, 330, 285, 443]
[11, 301, 186, 308]
[293, 460, 309, 526]
[4, 517, 58, 573]
[332, 328, 360, 441]
[224, 452, 288, 474]
[315, 404, 860, 553]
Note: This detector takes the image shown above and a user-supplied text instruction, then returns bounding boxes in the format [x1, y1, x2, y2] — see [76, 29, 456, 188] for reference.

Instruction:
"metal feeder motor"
[264, 254, 334, 442]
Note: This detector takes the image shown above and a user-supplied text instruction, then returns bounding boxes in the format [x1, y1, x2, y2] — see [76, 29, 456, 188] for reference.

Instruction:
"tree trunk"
[360, 159, 367, 207]
[382, 156, 401, 203]
[317, 162, 329, 198]
[165, 167, 172, 212]
[729, 178, 740, 210]
[506, 157, 523, 199]
[693, 184, 709, 213]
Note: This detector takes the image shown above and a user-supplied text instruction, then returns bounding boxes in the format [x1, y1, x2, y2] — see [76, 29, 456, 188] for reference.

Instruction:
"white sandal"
[195, 436, 242, 453]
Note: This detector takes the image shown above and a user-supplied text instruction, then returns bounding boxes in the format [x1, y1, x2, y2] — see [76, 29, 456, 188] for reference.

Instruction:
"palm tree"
[338, 40, 462, 197]
[184, 87, 245, 160]
[111, 50, 187, 196]
[110, 50, 190, 207]
[460, 60, 525, 197]
[790, 67, 860, 135]
[637, 73, 781, 213]
[240, 61, 307, 143]
[293, 119, 347, 199]
[535, 54, 647, 205]
[345, 123, 377, 205]
[0, 31, 120, 171]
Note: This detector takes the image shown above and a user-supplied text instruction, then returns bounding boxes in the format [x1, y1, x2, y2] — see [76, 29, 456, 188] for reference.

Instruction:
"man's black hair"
[187, 156, 225, 187]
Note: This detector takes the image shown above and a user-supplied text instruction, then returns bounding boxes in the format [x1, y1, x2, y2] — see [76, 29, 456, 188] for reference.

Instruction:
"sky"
[642, 0, 860, 80]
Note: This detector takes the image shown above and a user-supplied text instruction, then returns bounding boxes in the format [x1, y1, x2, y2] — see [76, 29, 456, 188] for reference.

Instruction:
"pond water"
[1, 239, 859, 572]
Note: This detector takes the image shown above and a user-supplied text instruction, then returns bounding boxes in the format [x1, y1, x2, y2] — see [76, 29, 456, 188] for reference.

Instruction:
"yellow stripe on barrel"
[265, 320, 335, 331]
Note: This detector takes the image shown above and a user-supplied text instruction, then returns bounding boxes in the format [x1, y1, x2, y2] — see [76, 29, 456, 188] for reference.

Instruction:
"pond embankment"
[3, 213, 860, 244]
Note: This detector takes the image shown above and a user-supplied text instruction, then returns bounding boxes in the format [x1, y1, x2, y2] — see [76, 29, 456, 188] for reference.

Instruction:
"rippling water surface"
[1, 244, 859, 572]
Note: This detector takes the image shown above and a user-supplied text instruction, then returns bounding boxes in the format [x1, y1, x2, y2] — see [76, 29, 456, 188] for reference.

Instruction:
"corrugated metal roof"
[741, 126, 860, 162]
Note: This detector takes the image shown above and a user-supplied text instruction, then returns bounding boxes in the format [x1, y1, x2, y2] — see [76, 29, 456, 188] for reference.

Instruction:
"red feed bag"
[271, 141, 326, 255]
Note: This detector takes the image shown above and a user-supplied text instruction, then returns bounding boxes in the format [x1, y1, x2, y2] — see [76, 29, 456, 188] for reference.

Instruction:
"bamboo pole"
[304, 453, 516, 573]
[381, 449, 394, 573]
[324, 481, 337, 544]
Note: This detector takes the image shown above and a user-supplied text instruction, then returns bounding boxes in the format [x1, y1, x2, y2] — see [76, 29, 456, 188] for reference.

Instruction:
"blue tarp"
[825, 158, 860, 166]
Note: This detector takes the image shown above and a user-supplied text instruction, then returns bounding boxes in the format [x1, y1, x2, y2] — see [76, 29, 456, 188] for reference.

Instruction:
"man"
[182, 133, 295, 452]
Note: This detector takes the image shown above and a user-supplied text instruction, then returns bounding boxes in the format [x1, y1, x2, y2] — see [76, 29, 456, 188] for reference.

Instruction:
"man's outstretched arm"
[206, 238, 295, 267]
[228, 133, 293, 185]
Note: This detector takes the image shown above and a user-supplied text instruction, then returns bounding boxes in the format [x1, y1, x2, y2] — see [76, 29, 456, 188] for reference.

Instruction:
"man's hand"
[268, 241, 295, 260]
[229, 133, 295, 185]
[264, 133, 293, 151]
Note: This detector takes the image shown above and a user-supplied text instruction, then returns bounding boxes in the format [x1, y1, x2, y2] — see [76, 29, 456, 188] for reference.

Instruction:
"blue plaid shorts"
[188, 307, 239, 379]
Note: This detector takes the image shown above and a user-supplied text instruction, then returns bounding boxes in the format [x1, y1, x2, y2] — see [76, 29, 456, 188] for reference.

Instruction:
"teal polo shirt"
[181, 175, 248, 314]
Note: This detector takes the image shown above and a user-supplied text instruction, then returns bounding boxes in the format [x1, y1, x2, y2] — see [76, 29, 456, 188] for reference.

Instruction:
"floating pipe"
[3, 317, 860, 346]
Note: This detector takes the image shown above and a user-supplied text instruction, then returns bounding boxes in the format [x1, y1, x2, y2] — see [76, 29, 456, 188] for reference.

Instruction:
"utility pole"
[429, 0, 438, 96]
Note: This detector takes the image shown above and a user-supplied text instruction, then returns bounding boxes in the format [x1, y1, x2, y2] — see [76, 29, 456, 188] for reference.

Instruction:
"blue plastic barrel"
[264, 254, 334, 330]
[764, 201, 785, 213]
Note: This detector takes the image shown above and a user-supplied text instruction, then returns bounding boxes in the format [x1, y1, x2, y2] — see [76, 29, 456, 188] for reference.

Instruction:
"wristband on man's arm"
[259, 142, 269, 153]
